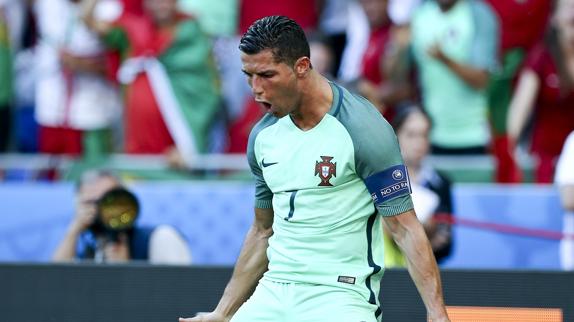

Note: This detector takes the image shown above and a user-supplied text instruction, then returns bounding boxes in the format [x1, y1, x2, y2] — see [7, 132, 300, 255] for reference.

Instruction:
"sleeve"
[556, 131, 574, 186]
[346, 95, 414, 217]
[247, 119, 274, 209]
[469, 0, 500, 71]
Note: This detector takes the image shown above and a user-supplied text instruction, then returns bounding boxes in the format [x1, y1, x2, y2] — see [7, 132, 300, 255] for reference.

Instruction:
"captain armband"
[364, 164, 412, 205]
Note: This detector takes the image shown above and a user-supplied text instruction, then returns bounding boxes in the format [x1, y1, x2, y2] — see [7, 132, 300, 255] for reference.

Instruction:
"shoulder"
[469, 0, 497, 17]
[248, 114, 279, 146]
[332, 83, 396, 146]
[469, 0, 499, 33]
[412, 0, 436, 21]
[247, 113, 279, 163]
[150, 225, 183, 240]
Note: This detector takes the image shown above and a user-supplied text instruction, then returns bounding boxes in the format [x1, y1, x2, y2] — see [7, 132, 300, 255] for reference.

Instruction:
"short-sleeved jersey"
[246, 82, 414, 313]
[411, 0, 498, 148]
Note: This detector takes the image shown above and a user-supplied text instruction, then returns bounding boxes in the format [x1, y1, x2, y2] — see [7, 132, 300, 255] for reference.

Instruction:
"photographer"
[52, 170, 192, 264]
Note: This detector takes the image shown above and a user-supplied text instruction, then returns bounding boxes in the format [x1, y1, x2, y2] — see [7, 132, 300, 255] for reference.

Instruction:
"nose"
[251, 75, 264, 96]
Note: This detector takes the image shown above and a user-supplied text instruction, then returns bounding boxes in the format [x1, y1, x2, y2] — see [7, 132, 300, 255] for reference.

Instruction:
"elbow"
[254, 225, 273, 241]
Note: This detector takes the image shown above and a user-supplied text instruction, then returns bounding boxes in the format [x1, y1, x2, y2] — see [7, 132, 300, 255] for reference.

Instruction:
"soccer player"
[180, 16, 449, 322]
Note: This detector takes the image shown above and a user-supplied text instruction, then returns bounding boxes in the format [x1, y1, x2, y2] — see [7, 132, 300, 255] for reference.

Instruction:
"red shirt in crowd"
[485, 0, 550, 51]
[361, 24, 392, 85]
[238, 0, 319, 34]
[524, 43, 574, 181]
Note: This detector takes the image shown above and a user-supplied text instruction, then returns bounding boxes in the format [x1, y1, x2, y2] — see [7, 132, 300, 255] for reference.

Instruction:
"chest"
[256, 117, 357, 192]
[413, 4, 475, 63]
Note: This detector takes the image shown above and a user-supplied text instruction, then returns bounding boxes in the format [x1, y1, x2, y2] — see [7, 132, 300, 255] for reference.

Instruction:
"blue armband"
[364, 164, 412, 205]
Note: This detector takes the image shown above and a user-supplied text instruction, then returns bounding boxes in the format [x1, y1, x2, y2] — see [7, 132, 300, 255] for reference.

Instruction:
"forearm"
[63, 55, 106, 74]
[441, 56, 489, 90]
[385, 211, 448, 320]
[507, 70, 539, 142]
[52, 225, 83, 261]
[396, 223, 447, 320]
[214, 224, 271, 318]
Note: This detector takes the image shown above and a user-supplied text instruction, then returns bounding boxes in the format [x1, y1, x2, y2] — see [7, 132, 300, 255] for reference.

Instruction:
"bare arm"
[180, 207, 274, 322]
[60, 51, 106, 74]
[52, 224, 84, 261]
[507, 69, 540, 143]
[81, 0, 114, 36]
[383, 209, 449, 321]
[428, 44, 489, 90]
[559, 186, 574, 211]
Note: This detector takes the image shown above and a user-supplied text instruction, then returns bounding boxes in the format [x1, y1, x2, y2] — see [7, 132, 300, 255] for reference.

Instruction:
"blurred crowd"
[0, 0, 572, 183]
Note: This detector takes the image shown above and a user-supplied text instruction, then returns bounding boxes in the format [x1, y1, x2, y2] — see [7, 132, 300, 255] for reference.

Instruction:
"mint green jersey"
[246, 83, 414, 317]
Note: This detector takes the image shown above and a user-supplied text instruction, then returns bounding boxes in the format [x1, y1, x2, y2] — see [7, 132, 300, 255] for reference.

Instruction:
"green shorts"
[231, 278, 381, 322]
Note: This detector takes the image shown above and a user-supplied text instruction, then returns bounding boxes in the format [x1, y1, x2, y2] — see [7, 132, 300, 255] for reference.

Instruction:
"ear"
[294, 57, 312, 77]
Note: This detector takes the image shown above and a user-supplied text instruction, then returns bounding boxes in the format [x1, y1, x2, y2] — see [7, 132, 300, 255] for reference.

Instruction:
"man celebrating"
[180, 16, 449, 322]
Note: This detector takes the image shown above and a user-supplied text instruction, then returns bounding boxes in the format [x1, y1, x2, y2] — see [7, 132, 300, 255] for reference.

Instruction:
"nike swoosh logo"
[262, 159, 278, 168]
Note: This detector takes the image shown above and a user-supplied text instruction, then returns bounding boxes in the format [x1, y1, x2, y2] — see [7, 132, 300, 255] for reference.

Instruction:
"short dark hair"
[239, 15, 310, 66]
[391, 103, 432, 133]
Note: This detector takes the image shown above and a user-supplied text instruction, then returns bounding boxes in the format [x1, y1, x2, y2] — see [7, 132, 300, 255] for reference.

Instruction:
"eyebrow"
[241, 69, 276, 77]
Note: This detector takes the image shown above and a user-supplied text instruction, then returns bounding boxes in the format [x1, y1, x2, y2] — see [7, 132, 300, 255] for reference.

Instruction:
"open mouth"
[258, 101, 272, 110]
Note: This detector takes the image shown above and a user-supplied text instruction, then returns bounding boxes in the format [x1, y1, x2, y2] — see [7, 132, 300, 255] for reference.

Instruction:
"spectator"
[52, 170, 192, 264]
[384, 105, 454, 267]
[238, 0, 319, 35]
[356, 0, 413, 117]
[411, 0, 499, 154]
[0, 2, 12, 152]
[317, 0, 352, 77]
[10, 0, 39, 153]
[507, 0, 574, 183]
[555, 131, 574, 270]
[486, 0, 551, 183]
[83, 0, 222, 166]
[34, 0, 122, 160]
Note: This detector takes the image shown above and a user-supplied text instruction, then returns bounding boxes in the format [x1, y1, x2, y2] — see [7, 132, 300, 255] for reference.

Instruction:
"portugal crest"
[314, 156, 336, 186]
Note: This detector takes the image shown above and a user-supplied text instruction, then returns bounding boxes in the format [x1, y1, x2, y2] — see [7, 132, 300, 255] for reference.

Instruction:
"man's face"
[397, 112, 431, 166]
[241, 49, 300, 118]
[144, 0, 177, 24]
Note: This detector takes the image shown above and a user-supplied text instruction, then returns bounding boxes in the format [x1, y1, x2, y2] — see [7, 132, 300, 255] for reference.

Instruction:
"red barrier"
[434, 214, 571, 240]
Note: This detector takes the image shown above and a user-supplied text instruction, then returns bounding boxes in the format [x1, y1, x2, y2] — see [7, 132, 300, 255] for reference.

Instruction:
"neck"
[290, 71, 333, 131]
[439, 0, 458, 12]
